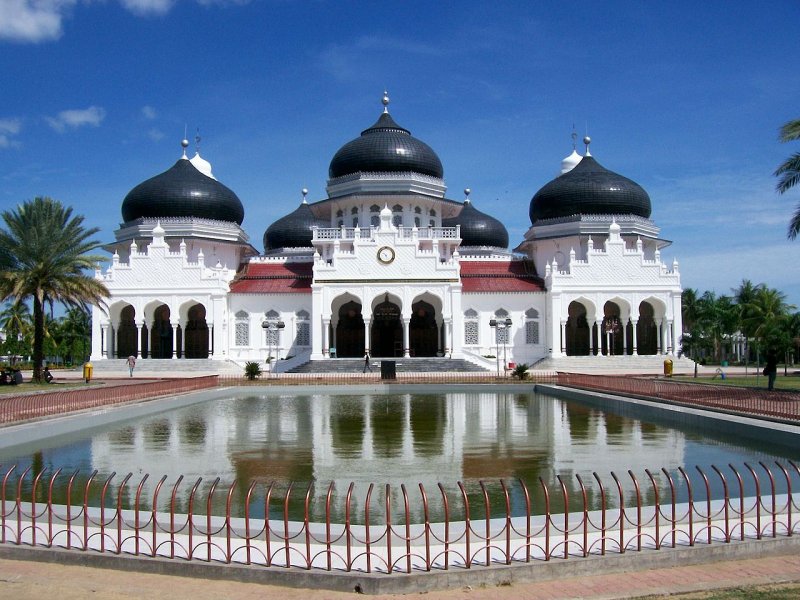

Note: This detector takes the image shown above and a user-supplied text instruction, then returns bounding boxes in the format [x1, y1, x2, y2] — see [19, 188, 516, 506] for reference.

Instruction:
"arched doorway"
[602, 302, 625, 356]
[184, 304, 208, 358]
[410, 300, 438, 357]
[336, 301, 364, 358]
[117, 305, 137, 358]
[149, 305, 173, 358]
[637, 301, 658, 355]
[566, 301, 591, 356]
[371, 295, 402, 357]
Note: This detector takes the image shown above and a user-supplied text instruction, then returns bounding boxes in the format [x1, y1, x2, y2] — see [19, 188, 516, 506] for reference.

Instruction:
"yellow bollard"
[663, 358, 673, 378]
[83, 362, 93, 383]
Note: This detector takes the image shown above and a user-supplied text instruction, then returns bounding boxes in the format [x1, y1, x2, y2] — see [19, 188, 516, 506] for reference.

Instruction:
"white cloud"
[118, 0, 174, 16]
[147, 127, 164, 141]
[0, 0, 77, 43]
[45, 106, 106, 132]
[0, 118, 22, 148]
[141, 105, 157, 120]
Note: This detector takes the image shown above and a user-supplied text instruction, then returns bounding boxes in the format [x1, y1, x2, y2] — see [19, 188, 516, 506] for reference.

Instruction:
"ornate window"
[371, 215, 380, 227]
[392, 204, 403, 227]
[264, 310, 281, 346]
[351, 207, 359, 215]
[336, 209, 343, 218]
[429, 209, 436, 217]
[494, 309, 510, 344]
[464, 309, 479, 345]
[352, 217, 358, 227]
[370, 204, 380, 213]
[234, 310, 249, 347]
[295, 310, 310, 347]
[414, 217, 421, 227]
[414, 206, 422, 214]
[525, 308, 540, 345]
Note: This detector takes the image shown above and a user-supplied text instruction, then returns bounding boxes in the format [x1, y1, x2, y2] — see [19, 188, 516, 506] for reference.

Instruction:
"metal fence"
[216, 371, 559, 386]
[1, 462, 797, 574]
[557, 373, 800, 422]
[0, 377, 218, 425]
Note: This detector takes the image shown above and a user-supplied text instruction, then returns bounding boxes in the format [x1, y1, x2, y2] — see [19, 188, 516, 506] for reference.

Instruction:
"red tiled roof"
[459, 260, 545, 293]
[229, 262, 312, 294]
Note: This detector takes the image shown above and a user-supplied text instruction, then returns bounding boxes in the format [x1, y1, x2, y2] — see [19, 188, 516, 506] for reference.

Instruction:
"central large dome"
[328, 99, 443, 180]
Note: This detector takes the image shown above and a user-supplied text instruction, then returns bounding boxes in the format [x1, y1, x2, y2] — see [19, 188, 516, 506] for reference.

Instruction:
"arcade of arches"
[563, 300, 665, 356]
[330, 296, 445, 358]
[109, 303, 210, 359]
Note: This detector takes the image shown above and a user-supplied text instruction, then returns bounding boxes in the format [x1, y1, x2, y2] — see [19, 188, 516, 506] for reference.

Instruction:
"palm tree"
[0, 197, 108, 382]
[741, 286, 795, 370]
[59, 307, 91, 365]
[0, 301, 31, 363]
[774, 118, 800, 239]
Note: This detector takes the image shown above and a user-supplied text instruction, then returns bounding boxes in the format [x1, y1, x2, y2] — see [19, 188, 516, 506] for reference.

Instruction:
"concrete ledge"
[1, 536, 799, 594]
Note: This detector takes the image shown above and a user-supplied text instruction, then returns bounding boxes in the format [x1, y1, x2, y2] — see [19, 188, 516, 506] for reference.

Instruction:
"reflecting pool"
[1, 390, 797, 522]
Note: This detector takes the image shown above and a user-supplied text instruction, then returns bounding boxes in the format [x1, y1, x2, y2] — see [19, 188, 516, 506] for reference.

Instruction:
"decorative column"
[622, 321, 628, 355]
[135, 321, 143, 358]
[171, 323, 179, 359]
[321, 318, 330, 356]
[101, 323, 109, 358]
[403, 317, 411, 357]
[666, 320, 674, 354]
[445, 319, 453, 357]
[631, 319, 638, 356]
[656, 319, 663, 355]
[364, 318, 371, 354]
[594, 320, 602, 356]
[560, 320, 567, 354]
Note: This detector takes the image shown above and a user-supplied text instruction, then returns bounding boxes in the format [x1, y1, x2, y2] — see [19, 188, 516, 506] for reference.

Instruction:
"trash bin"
[381, 360, 396, 380]
[721, 360, 728, 367]
[663, 358, 673, 377]
[83, 362, 93, 383]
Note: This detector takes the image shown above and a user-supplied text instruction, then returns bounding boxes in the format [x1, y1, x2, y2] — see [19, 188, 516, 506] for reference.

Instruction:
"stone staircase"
[287, 357, 488, 374]
[532, 354, 697, 374]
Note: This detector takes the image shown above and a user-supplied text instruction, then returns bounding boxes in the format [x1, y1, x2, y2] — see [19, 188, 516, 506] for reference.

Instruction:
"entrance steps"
[533, 354, 697, 375]
[287, 357, 488, 374]
[88, 358, 243, 376]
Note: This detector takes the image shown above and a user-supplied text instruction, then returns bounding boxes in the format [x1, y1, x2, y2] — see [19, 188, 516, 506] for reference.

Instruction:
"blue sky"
[1, 1, 798, 307]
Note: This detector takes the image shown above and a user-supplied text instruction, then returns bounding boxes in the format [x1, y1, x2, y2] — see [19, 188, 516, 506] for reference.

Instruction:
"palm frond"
[778, 119, 800, 142]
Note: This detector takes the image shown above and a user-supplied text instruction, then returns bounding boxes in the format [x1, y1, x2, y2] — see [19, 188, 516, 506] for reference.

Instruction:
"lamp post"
[261, 320, 285, 378]
[489, 317, 513, 377]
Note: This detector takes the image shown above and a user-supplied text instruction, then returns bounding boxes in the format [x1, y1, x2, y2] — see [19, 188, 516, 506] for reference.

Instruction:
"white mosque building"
[90, 94, 683, 372]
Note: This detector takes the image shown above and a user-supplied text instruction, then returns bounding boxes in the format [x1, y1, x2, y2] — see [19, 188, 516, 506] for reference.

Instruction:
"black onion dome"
[264, 202, 327, 251]
[121, 159, 245, 225]
[443, 201, 509, 248]
[529, 156, 651, 224]
[328, 111, 444, 179]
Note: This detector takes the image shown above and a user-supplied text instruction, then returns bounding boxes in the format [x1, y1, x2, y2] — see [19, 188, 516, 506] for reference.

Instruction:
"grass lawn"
[672, 375, 800, 392]
[0, 380, 98, 396]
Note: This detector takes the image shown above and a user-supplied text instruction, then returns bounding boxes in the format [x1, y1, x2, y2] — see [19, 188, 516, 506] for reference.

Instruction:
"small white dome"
[189, 152, 216, 180]
[560, 149, 582, 174]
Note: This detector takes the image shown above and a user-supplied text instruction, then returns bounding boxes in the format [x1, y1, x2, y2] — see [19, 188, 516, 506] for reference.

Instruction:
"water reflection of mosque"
[90, 391, 685, 520]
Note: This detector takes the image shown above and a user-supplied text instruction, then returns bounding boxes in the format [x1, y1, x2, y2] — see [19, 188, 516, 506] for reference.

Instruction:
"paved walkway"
[0, 552, 799, 599]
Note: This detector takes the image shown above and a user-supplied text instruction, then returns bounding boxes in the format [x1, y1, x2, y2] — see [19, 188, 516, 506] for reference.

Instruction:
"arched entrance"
[566, 301, 591, 356]
[637, 301, 658, 355]
[149, 305, 173, 358]
[184, 304, 208, 358]
[371, 295, 402, 357]
[336, 301, 364, 358]
[117, 305, 137, 358]
[410, 300, 438, 357]
[602, 302, 625, 355]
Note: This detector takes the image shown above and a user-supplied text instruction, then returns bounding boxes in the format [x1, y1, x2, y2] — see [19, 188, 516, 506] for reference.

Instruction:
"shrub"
[244, 361, 262, 380]
[512, 363, 530, 380]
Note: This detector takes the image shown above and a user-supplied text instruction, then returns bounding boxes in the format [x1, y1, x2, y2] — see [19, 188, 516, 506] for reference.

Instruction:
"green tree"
[741, 286, 795, 365]
[774, 118, 800, 239]
[0, 197, 108, 382]
[58, 307, 91, 365]
[697, 291, 738, 363]
[0, 301, 31, 363]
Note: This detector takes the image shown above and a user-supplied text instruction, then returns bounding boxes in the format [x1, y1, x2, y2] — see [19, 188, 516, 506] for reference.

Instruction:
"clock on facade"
[377, 246, 395, 264]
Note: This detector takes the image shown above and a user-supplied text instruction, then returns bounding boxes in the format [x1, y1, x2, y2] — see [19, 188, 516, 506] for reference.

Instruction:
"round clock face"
[377, 246, 395, 264]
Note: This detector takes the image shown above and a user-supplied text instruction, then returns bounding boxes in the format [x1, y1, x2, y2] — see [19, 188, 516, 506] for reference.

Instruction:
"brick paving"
[1, 553, 799, 599]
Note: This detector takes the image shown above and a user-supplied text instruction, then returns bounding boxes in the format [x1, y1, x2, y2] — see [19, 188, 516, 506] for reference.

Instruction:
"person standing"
[764, 351, 778, 391]
[127, 355, 136, 377]
[363, 351, 372, 373]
